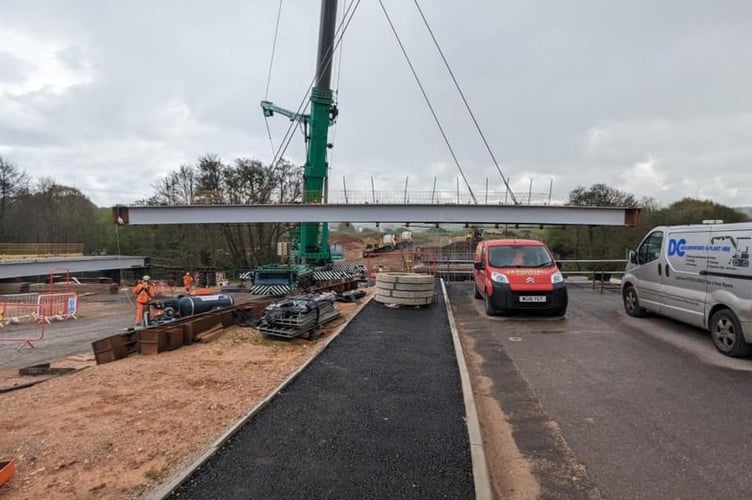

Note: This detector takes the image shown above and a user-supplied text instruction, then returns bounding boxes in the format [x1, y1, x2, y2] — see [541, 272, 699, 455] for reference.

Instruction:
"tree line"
[543, 183, 750, 272]
[0, 154, 300, 273]
[1, 155, 749, 276]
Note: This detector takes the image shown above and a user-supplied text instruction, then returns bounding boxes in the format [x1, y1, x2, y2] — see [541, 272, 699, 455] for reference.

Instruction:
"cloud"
[0, 0, 751, 210]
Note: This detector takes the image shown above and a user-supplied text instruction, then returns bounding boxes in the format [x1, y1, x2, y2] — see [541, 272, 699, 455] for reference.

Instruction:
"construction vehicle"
[466, 226, 484, 246]
[250, 264, 315, 296]
[710, 235, 751, 267]
[254, 0, 348, 294]
[260, 0, 338, 266]
[362, 231, 413, 257]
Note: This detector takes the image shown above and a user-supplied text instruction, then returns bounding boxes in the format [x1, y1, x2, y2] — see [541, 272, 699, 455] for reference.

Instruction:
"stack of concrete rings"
[374, 272, 435, 306]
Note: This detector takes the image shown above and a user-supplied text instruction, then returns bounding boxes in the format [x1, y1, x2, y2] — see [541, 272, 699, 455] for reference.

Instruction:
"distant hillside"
[736, 207, 752, 219]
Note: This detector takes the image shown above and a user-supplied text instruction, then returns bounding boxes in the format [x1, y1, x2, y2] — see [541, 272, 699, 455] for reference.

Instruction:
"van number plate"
[519, 295, 546, 303]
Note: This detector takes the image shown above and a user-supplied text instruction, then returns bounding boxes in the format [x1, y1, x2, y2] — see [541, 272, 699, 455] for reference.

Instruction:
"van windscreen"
[488, 245, 553, 268]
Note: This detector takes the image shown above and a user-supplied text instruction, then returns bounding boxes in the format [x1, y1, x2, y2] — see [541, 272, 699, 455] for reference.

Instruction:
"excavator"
[710, 235, 751, 267]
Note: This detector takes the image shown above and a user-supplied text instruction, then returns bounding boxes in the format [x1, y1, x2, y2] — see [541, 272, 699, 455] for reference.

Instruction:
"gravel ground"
[171, 292, 474, 499]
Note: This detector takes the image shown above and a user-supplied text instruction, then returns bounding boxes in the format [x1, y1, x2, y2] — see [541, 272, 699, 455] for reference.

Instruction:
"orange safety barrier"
[0, 303, 46, 349]
[37, 292, 78, 324]
[0, 293, 40, 326]
[153, 280, 176, 297]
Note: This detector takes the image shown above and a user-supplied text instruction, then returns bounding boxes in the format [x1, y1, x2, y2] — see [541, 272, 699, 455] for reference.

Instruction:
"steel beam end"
[112, 206, 129, 225]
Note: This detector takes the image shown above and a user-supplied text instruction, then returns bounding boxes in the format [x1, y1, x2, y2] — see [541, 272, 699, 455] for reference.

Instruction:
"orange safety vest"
[134, 283, 155, 304]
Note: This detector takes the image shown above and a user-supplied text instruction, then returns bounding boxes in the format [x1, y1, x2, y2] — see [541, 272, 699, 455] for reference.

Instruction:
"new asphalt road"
[170, 291, 474, 499]
[448, 281, 752, 499]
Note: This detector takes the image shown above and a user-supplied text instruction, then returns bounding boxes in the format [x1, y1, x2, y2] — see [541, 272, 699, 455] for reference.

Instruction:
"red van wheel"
[484, 295, 496, 316]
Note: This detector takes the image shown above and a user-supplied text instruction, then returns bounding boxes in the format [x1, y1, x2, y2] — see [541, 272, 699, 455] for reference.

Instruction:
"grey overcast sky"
[1, 0, 751, 207]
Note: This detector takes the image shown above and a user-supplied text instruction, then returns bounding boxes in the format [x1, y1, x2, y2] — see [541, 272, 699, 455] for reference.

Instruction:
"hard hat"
[185, 272, 190, 275]
[142, 275, 151, 281]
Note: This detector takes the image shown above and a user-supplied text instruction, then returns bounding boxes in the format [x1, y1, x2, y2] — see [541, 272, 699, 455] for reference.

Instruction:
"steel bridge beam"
[0, 256, 147, 280]
[113, 204, 640, 227]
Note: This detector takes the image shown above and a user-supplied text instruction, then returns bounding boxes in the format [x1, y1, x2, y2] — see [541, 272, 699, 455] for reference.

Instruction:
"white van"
[622, 223, 752, 357]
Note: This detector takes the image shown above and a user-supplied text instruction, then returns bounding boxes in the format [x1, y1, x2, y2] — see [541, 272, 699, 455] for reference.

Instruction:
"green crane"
[261, 0, 339, 266]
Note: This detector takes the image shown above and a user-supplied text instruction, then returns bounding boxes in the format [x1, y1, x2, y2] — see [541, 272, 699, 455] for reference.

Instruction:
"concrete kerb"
[441, 279, 493, 500]
[150, 294, 374, 500]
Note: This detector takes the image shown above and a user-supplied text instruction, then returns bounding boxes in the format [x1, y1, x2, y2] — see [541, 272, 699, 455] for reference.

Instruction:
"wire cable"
[270, 0, 359, 170]
[114, 224, 134, 306]
[263, 0, 285, 160]
[328, 0, 350, 171]
[412, 0, 518, 205]
[269, 0, 361, 172]
[377, 0, 477, 204]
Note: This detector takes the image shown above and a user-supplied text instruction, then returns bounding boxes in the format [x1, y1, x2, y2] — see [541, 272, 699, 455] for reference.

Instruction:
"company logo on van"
[668, 238, 732, 257]
[667, 239, 687, 257]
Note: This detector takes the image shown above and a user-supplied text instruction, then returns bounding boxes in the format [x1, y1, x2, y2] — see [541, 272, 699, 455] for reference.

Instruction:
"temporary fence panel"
[0, 303, 46, 348]
[0, 321, 46, 349]
[154, 281, 176, 297]
[37, 292, 78, 323]
[0, 293, 40, 324]
[366, 250, 438, 278]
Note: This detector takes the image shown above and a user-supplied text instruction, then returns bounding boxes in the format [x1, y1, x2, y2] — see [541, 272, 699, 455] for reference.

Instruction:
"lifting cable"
[263, 0, 285, 160]
[327, 0, 351, 171]
[412, 0, 518, 205]
[269, 0, 362, 173]
[377, 0, 478, 205]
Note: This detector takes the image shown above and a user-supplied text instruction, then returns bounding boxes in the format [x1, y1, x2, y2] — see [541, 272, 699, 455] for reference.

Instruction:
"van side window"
[637, 231, 664, 265]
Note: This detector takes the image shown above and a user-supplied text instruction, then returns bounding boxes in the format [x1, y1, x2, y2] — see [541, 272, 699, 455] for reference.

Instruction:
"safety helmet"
[142, 275, 151, 281]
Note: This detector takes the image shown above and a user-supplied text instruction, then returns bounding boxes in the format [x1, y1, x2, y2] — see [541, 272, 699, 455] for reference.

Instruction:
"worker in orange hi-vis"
[133, 275, 156, 326]
[183, 272, 194, 295]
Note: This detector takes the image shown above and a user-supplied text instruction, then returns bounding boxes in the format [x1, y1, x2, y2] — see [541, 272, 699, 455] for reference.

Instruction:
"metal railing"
[557, 259, 627, 293]
[326, 189, 553, 205]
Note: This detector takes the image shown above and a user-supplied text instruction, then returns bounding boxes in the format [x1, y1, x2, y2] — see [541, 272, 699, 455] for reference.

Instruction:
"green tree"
[545, 184, 647, 273]
[11, 179, 99, 248]
[0, 156, 30, 241]
[652, 198, 749, 226]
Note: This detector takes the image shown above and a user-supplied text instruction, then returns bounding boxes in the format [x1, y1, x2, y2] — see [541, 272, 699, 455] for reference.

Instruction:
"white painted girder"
[113, 204, 640, 227]
[0, 256, 147, 280]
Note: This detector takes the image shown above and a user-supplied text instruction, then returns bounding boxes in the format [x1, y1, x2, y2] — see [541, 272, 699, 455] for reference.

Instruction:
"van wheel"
[710, 310, 752, 358]
[623, 286, 647, 317]
[551, 305, 567, 317]
[484, 295, 496, 316]
[474, 285, 482, 299]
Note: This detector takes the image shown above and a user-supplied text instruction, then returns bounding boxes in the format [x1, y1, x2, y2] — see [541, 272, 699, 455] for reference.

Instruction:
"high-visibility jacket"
[183, 275, 194, 288]
[134, 282, 156, 304]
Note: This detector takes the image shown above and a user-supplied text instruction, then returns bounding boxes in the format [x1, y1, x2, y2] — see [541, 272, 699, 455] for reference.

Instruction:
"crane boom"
[262, 0, 338, 265]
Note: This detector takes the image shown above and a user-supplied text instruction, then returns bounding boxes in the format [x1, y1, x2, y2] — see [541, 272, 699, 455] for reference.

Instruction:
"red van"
[473, 239, 567, 316]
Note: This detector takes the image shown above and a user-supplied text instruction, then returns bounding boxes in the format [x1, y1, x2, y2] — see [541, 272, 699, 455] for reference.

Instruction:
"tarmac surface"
[0, 294, 134, 370]
[170, 292, 475, 499]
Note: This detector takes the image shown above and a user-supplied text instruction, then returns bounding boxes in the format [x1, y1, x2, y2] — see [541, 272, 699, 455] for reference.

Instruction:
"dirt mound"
[330, 233, 363, 247]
